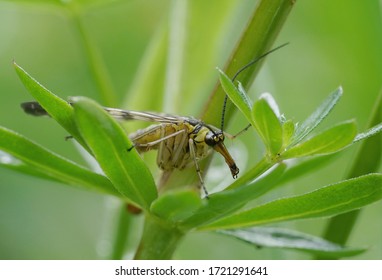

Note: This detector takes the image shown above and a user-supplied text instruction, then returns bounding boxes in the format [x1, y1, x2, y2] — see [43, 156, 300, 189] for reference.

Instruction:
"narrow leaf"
[353, 122, 382, 143]
[0, 126, 120, 197]
[237, 82, 255, 112]
[252, 94, 283, 155]
[282, 119, 295, 148]
[282, 121, 357, 159]
[200, 174, 382, 230]
[181, 163, 286, 229]
[278, 155, 338, 186]
[151, 190, 203, 223]
[15, 63, 75, 136]
[72, 97, 157, 210]
[14, 62, 88, 149]
[292, 87, 343, 146]
[218, 68, 253, 123]
[0, 151, 61, 182]
[218, 227, 365, 258]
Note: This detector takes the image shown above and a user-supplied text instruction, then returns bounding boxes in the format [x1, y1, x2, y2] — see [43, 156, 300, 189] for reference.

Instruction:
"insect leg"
[133, 128, 186, 149]
[188, 138, 209, 198]
[169, 129, 188, 168]
[223, 124, 252, 140]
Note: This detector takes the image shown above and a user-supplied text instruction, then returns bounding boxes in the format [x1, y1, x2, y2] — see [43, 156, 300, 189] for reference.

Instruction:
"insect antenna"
[220, 42, 289, 133]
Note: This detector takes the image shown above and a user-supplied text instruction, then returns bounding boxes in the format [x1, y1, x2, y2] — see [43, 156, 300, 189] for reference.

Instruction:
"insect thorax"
[129, 121, 214, 171]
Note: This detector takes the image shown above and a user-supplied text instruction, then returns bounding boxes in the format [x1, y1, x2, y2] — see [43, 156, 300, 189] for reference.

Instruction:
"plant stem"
[68, 5, 118, 107]
[226, 157, 273, 190]
[109, 203, 133, 260]
[201, 0, 296, 127]
[134, 215, 184, 260]
[322, 90, 382, 250]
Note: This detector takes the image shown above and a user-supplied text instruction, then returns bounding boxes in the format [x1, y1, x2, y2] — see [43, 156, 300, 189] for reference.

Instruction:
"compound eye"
[205, 131, 224, 146]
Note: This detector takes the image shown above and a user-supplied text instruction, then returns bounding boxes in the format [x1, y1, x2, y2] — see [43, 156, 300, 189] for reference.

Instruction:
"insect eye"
[205, 131, 224, 146]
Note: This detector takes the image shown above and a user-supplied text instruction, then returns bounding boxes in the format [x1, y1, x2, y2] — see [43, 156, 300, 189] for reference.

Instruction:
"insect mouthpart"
[206, 131, 239, 179]
[213, 142, 239, 179]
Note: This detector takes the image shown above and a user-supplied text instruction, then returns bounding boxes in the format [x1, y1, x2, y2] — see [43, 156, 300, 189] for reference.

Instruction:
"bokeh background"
[0, 0, 381, 259]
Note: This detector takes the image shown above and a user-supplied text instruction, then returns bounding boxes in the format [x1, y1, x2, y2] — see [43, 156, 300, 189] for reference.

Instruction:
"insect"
[21, 43, 287, 197]
[21, 101, 238, 197]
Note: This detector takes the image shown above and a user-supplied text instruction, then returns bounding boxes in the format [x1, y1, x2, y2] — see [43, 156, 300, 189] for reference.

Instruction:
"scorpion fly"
[21, 102, 238, 197]
[21, 43, 287, 197]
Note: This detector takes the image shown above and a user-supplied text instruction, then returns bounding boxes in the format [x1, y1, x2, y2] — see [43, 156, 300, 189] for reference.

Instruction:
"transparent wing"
[21, 101, 186, 124]
[103, 107, 185, 124]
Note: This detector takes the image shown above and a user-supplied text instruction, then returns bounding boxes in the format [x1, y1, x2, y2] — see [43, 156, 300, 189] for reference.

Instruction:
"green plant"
[1, 0, 381, 260]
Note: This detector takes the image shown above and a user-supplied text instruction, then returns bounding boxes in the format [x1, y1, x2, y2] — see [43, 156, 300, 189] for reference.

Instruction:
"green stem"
[226, 157, 273, 190]
[67, 6, 118, 107]
[201, 0, 296, 127]
[109, 203, 133, 260]
[96, 201, 134, 260]
[134, 215, 184, 260]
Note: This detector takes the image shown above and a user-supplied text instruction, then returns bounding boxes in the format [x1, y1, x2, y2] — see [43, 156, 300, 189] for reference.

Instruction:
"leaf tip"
[337, 85, 343, 95]
[216, 67, 227, 77]
[13, 60, 22, 72]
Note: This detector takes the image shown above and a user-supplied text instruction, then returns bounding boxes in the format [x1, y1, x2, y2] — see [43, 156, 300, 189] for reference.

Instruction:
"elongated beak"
[213, 142, 239, 178]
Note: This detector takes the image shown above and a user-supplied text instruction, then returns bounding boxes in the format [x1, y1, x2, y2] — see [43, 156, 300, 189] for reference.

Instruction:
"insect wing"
[22, 101, 186, 125]
[103, 107, 186, 124]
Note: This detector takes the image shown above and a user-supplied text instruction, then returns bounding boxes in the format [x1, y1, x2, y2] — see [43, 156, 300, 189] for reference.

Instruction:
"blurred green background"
[0, 0, 381, 259]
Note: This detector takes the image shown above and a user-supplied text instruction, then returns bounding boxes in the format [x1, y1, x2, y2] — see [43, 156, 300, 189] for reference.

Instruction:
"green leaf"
[278, 154, 338, 186]
[291, 87, 343, 146]
[14, 62, 88, 149]
[218, 227, 365, 258]
[72, 97, 157, 210]
[252, 94, 283, 155]
[282, 121, 357, 159]
[218, 69, 253, 123]
[0, 151, 62, 182]
[151, 190, 203, 223]
[282, 119, 295, 148]
[0, 126, 120, 197]
[181, 163, 286, 229]
[353, 122, 382, 143]
[200, 174, 382, 230]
